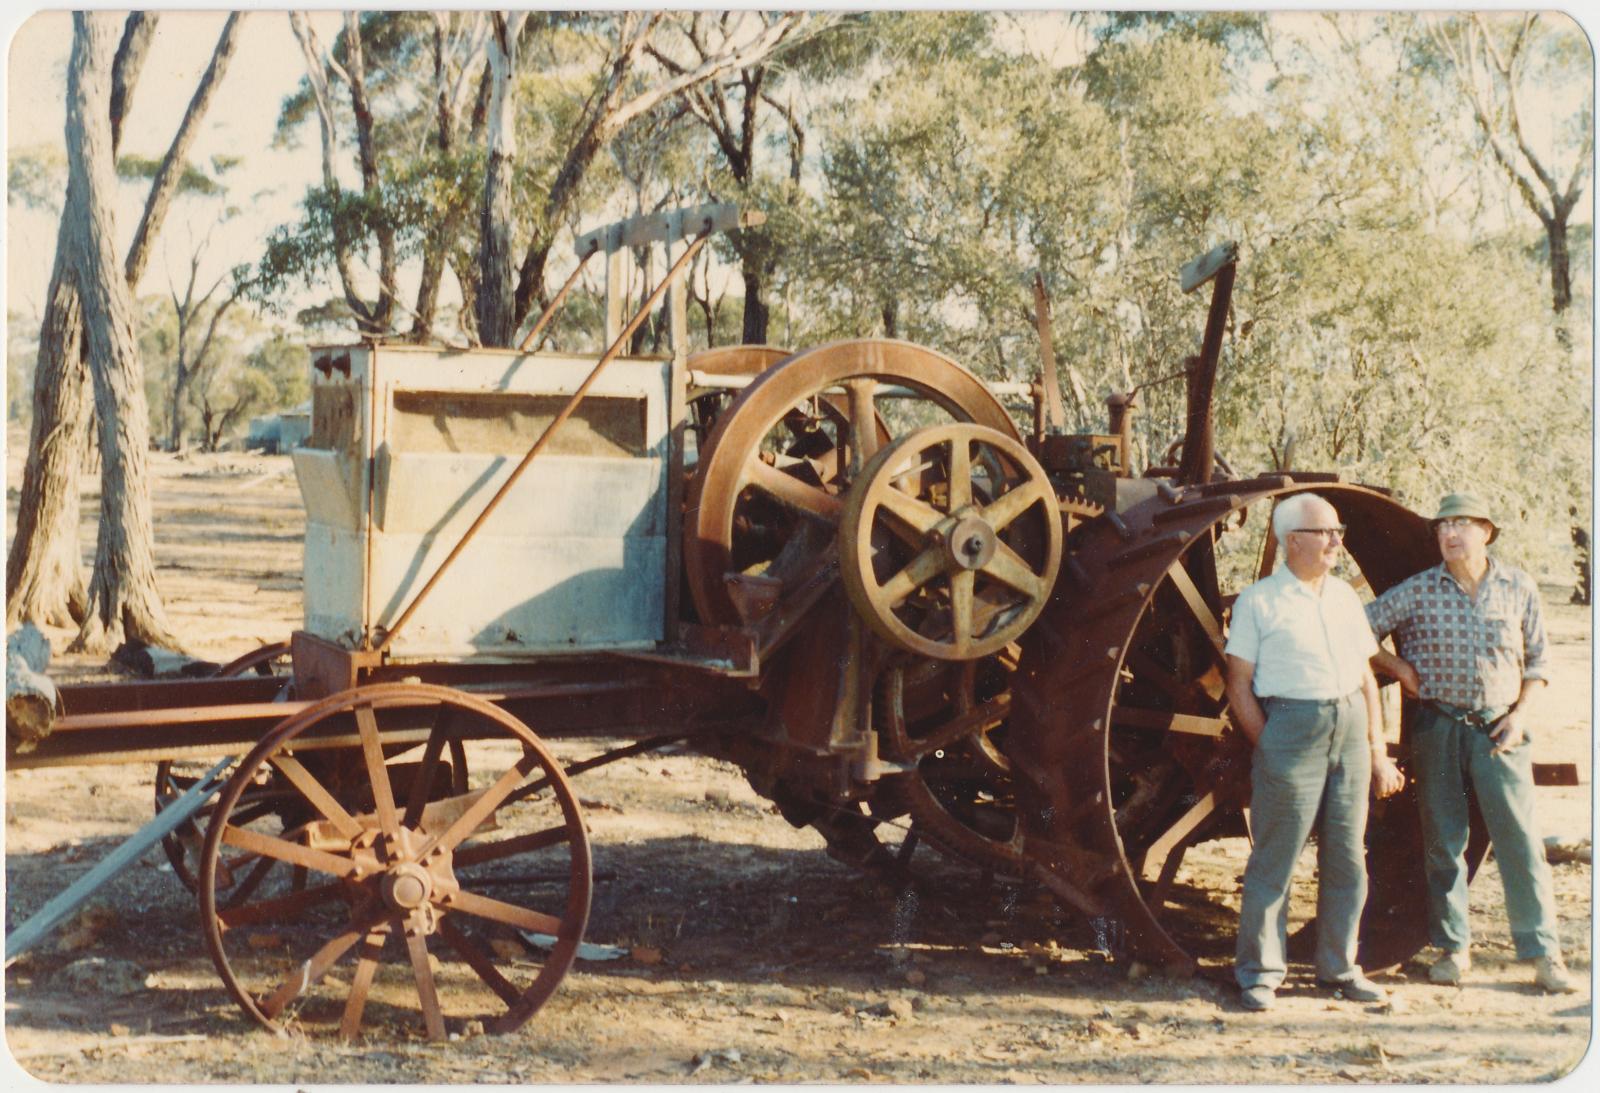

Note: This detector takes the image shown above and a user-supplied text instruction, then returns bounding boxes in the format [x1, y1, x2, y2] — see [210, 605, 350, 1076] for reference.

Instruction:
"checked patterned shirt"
[1364, 558, 1548, 711]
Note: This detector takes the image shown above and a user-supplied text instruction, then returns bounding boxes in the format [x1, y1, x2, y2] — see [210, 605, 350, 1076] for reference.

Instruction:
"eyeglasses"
[1435, 517, 1484, 532]
[1292, 525, 1346, 541]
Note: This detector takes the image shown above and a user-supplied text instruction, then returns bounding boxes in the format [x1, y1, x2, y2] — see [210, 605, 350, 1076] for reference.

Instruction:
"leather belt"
[1422, 698, 1509, 731]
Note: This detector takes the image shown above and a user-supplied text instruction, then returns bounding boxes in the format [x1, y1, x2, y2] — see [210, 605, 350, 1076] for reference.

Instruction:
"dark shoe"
[1319, 974, 1386, 1003]
[1240, 985, 1275, 1011]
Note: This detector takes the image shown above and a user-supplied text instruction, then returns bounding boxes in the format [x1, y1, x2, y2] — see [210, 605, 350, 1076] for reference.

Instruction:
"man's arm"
[1225, 655, 1267, 745]
[1491, 677, 1545, 756]
[1370, 647, 1421, 698]
[1363, 665, 1404, 797]
[1493, 576, 1549, 755]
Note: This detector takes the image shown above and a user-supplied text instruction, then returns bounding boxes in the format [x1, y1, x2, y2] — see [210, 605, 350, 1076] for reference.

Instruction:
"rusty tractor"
[8, 207, 1492, 1042]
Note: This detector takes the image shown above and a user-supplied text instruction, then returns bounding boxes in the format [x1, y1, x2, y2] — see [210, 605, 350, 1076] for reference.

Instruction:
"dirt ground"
[3, 444, 1593, 1085]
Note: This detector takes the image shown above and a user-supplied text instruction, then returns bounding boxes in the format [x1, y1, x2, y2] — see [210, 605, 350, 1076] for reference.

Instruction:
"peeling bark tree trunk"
[7, 14, 158, 628]
[5, 234, 92, 628]
[64, 12, 179, 653]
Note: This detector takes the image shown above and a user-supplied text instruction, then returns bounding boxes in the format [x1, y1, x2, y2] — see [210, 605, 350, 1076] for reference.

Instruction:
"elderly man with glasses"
[1366, 492, 1575, 994]
[1223, 492, 1405, 1012]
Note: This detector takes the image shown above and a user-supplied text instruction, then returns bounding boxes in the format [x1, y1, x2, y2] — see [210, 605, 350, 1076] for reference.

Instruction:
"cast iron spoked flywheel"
[839, 423, 1062, 662]
[1009, 475, 1448, 973]
[199, 682, 591, 1041]
[684, 339, 1020, 628]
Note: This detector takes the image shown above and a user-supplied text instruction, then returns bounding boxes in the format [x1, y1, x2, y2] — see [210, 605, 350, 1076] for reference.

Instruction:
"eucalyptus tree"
[62, 11, 180, 651]
[264, 11, 814, 349]
[1420, 12, 1592, 317]
[796, 14, 1123, 393]
[7, 14, 155, 629]
[9, 12, 244, 634]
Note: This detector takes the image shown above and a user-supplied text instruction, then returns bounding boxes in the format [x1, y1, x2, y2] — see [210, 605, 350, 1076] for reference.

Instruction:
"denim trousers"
[1236, 692, 1370, 990]
[1411, 705, 1560, 959]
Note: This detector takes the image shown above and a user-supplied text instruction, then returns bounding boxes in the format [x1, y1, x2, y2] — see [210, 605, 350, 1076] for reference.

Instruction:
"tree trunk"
[168, 358, 191, 452]
[7, 14, 162, 627]
[5, 232, 92, 627]
[1545, 213, 1572, 315]
[741, 262, 770, 344]
[476, 14, 526, 347]
[64, 12, 179, 653]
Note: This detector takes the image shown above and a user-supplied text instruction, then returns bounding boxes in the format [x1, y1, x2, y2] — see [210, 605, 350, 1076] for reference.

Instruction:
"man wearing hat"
[1366, 492, 1575, 993]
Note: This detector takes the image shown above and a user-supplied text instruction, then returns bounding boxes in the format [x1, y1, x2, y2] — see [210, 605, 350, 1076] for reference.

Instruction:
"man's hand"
[1371, 753, 1405, 798]
[1490, 710, 1525, 755]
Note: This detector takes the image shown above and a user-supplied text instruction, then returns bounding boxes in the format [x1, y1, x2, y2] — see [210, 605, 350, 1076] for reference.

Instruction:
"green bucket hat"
[1432, 492, 1498, 543]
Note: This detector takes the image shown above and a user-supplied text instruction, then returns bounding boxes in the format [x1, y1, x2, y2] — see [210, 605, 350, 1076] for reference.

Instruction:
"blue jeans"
[1236, 692, 1371, 990]
[1411, 705, 1560, 959]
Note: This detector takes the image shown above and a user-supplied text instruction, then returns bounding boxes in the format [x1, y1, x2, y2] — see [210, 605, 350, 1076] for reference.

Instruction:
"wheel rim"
[199, 683, 591, 1041]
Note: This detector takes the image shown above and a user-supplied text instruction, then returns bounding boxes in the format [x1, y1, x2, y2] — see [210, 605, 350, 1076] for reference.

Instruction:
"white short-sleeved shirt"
[1225, 567, 1378, 700]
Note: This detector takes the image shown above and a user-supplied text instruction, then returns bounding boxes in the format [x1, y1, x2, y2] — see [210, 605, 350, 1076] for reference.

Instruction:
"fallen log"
[6, 623, 61, 751]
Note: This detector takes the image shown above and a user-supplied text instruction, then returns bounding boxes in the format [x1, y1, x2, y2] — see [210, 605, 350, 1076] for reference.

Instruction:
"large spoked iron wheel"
[685, 339, 1019, 628]
[199, 683, 591, 1041]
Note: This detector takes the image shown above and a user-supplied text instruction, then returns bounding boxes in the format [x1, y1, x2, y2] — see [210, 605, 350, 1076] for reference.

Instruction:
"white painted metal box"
[292, 344, 672, 660]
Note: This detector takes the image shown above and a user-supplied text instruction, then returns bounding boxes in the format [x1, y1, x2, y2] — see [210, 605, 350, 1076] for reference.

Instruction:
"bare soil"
[4, 444, 1593, 1084]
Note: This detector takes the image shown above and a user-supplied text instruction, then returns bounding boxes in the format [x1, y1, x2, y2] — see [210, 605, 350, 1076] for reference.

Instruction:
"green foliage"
[176, 10, 1591, 576]
[115, 154, 226, 196]
[7, 145, 67, 214]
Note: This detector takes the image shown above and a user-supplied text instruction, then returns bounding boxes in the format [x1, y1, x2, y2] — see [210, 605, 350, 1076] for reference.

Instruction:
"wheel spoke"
[745, 458, 843, 522]
[980, 540, 1044, 598]
[438, 916, 523, 1006]
[259, 916, 373, 1019]
[355, 704, 401, 841]
[338, 923, 390, 1039]
[1113, 706, 1228, 738]
[220, 823, 360, 878]
[1164, 562, 1226, 662]
[405, 930, 447, 1041]
[219, 850, 279, 909]
[879, 545, 948, 606]
[950, 569, 974, 651]
[446, 889, 565, 935]
[403, 707, 455, 830]
[980, 479, 1050, 534]
[419, 751, 541, 858]
[1138, 790, 1218, 884]
[454, 824, 574, 869]
[946, 436, 971, 512]
[891, 694, 1010, 762]
[874, 480, 945, 537]
[270, 755, 365, 841]
[218, 881, 348, 929]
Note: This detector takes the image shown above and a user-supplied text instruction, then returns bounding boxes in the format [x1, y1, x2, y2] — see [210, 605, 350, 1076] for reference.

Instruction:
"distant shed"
[246, 402, 312, 454]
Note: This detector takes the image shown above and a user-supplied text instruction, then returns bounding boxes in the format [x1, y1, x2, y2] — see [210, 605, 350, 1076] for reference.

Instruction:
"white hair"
[1272, 492, 1334, 551]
